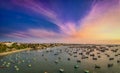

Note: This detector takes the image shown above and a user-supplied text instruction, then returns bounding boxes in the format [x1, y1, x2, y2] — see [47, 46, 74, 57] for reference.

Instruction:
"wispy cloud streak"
[2, 0, 120, 44]
[11, 0, 78, 35]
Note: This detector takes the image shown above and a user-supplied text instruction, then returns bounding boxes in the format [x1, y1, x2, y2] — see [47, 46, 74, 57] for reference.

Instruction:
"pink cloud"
[28, 29, 60, 38]
[77, 0, 120, 40]
[12, 0, 57, 19]
[5, 29, 64, 39]
[4, 0, 120, 44]
[5, 31, 30, 38]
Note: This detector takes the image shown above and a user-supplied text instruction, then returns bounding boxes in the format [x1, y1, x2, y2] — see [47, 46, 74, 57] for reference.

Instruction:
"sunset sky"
[0, 0, 120, 44]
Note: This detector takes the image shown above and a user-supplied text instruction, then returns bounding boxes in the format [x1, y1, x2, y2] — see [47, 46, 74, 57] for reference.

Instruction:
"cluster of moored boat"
[0, 53, 33, 71]
[43, 45, 120, 73]
[0, 44, 120, 73]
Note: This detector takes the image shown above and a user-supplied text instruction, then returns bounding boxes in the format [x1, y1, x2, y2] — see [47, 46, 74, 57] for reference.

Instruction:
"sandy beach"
[0, 48, 32, 56]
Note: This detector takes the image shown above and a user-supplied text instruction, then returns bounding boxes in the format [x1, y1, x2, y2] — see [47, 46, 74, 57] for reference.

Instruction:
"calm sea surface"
[0, 45, 120, 73]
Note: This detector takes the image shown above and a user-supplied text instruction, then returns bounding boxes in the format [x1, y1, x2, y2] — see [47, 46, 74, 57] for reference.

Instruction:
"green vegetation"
[0, 43, 8, 53]
[0, 42, 63, 53]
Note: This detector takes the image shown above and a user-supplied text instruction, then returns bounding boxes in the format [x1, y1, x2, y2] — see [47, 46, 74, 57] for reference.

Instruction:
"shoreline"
[0, 48, 32, 56]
